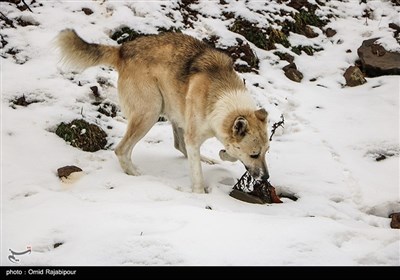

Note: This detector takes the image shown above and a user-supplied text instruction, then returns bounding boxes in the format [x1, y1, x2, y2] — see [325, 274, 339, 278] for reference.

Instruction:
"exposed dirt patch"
[10, 95, 41, 108]
[55, 119, 108, 152]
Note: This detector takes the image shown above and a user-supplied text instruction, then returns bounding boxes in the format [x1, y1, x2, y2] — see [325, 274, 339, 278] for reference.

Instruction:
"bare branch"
[269, 114, 285, 141]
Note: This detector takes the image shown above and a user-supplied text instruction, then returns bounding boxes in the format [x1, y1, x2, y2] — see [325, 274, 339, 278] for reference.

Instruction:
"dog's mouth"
[244, 165, 269, 181]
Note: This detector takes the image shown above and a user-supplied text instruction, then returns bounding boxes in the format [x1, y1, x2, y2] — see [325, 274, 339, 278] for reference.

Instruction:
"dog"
[57, 30, 270, 193]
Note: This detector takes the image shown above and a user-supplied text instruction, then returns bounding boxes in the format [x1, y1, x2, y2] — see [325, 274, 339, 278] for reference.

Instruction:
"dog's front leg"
[185, 142, 206, 194]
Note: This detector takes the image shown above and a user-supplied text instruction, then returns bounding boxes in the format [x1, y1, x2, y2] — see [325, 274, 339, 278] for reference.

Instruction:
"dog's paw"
[122, 164, 141, 176]
[192, 185, 206, 194]
[200, 155, 219, 165]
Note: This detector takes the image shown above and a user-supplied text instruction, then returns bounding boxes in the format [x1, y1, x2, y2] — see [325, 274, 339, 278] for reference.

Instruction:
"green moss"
[291, 45, 323, 56]
[230, 18, 269, 50]
[268, 28, 291, 48]
[55, 119, 107, 152]
[295, 10, 325, 27]
[282, 10, 326, 37]
[110, 27, 143, 44]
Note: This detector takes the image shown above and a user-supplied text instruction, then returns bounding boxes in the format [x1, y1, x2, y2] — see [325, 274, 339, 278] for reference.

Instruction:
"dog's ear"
[255, 108, 268, 122]
[233, 116, 248, 137]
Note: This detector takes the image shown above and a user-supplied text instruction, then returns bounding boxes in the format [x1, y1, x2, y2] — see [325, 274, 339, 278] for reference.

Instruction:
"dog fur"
[57, 30, 270, 193]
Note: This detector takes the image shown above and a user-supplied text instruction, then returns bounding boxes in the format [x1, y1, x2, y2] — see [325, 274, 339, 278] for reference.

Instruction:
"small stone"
[389, 213, 400, 229]
[325, 28, 337, 38]
[304, 25, 318, 38]
[57, 165, 82, 178]
[283, 62, 297, 72]
[82, 8, 93, 15]
[375, 154, 386, 161]
[388, 23, 400, 32]
[288, 0, 308, 10]
[343, 66, 367, 87]
[284, 68, 303, 83]
[90, 86, 100, 98]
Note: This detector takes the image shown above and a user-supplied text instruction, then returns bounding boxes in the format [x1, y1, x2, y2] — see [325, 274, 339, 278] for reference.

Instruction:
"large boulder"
[357, 38, 400, 77]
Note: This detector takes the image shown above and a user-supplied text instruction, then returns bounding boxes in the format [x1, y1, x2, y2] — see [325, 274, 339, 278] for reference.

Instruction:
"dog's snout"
[261, 173, 269, 181]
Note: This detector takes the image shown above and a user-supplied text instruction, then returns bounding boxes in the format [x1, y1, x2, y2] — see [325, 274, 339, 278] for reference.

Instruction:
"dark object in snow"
[344, 66, 367, 87]
[53, 242, 64, 249]
[375, 154, 387, 161]
[90, 86, 100, 98]
[97, 102, 118, 118]
[388, 23, 400, 37]
[357, 38, 400, 77]
[57, 165, 82, 178]
[389, 213, 400, 229]
[282, 62, 297, 72]
[230, 172, 282, 204]
[288, 0, 309, 10]
[82, 8, 93, 15]
[55, 119, 107, 152]
[11, 95, 40, 107]
[325, 28, 337, 38]
[284, 68, 303, 83]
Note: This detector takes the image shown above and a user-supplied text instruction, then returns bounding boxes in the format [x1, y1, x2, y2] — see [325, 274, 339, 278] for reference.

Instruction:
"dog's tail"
[56, 29, 119, 70]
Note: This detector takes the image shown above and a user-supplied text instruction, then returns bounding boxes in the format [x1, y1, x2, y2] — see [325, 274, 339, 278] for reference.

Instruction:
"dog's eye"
[250, 153, 260, 159]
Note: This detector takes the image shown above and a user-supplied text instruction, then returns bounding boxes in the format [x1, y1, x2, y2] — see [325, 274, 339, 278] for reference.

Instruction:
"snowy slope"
[1, 0, 399, 266]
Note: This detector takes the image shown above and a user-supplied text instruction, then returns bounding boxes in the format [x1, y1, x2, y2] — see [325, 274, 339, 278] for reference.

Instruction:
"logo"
[8, 246, 32, 264]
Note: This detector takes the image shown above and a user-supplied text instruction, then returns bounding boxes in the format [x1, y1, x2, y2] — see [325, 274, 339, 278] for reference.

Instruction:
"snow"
[1, 0, 399, 266]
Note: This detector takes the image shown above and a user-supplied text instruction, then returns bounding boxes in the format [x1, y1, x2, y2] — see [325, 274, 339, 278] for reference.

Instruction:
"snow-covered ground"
[1, 0, 399, 266]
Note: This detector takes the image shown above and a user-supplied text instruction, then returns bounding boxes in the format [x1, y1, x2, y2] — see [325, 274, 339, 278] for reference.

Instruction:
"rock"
[90, 86, 100, 98]
[288, 0, 308, 10]
[357, 38, 400, 77]
[325, 27, 337, 37]
[388, 22, 400, 32]
[304, 25, 318, 38]
[57, 165, 82, 178]
[371, 44, 386, 56]
[344, 66, 367, 87]
[283, 62, 297, 72]
[274, 51, 295, 63]
[82, 8, 93, 15]
[284, 68, 303, 82]
[389, 213, 400, 229]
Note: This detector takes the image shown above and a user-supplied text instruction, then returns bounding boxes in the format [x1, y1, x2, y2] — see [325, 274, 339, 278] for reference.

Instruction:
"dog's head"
[220, 108, 270, 180]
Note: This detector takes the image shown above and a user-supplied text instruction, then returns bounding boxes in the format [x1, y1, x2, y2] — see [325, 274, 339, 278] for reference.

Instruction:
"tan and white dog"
[57, 30, 270, 193]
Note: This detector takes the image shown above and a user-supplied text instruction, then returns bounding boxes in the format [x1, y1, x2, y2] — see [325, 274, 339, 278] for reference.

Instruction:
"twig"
[0, 11, 15, 28]
[269, 114, 284, 141]
[21, 0, 33, 13]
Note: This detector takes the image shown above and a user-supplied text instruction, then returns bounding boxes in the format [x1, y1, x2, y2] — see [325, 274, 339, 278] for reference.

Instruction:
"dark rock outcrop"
[357, 38, 400, 77]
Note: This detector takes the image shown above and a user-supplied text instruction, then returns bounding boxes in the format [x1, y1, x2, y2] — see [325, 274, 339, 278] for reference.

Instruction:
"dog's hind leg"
[114, 100, 161, 176]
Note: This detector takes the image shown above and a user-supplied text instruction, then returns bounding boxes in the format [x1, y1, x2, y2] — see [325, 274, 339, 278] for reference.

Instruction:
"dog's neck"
[209, 89, 256, 142]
